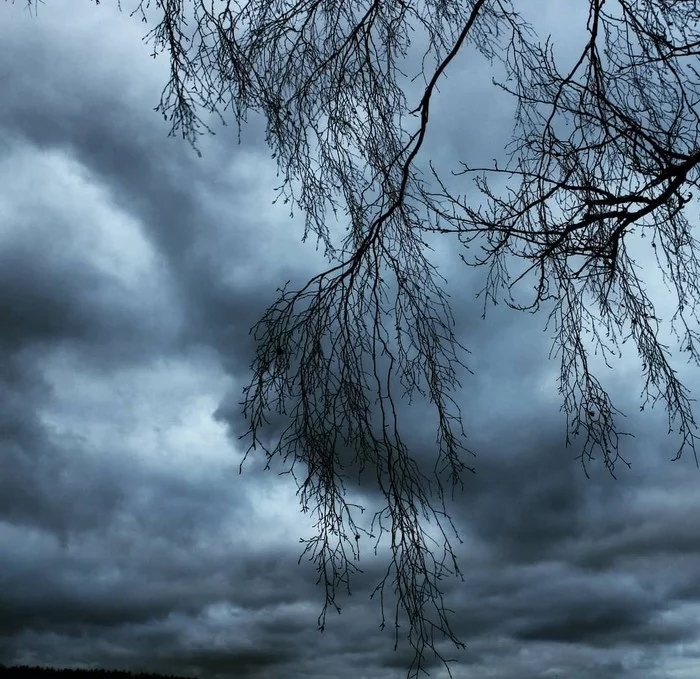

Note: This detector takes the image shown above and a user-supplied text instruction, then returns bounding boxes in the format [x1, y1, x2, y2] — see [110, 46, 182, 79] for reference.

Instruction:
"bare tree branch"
[11, 0, 700, 675]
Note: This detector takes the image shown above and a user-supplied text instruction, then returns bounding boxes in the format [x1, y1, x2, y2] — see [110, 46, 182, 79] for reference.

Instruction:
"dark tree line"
[10, 1, 700, 676]
[0, 666, 188, 679]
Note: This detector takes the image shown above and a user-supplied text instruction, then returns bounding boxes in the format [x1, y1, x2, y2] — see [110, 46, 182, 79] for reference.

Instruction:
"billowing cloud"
[1, 3, 700, 679]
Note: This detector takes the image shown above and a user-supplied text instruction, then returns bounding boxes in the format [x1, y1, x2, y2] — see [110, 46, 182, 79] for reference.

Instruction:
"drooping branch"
[13, 0, 700, 675]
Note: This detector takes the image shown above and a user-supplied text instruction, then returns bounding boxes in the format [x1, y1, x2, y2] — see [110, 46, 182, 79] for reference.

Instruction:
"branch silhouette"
[12, 0, 700, 676]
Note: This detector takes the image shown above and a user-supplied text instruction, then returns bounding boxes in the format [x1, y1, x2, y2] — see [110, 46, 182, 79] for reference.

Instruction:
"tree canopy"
[12, 0, 700, 676]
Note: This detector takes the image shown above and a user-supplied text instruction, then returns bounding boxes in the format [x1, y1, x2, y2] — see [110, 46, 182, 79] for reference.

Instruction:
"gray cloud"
[1, 3, 700, 679]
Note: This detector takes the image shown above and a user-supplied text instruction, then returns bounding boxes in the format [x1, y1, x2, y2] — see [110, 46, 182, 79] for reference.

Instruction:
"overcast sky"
[1, 2, 700, 678]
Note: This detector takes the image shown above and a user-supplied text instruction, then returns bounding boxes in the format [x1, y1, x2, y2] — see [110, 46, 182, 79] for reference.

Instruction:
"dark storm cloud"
[2, 3, 700, 679]
[0, 424, 327, 675]
[506, 568, 665, 647]
[0, 3, 316, 382]
[0, 5, 325, 673]
[0, 348, 125, 537]
[0, 222, 174, 359]
[462, 432, 585, 563]
[0, 108, 274, 375]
